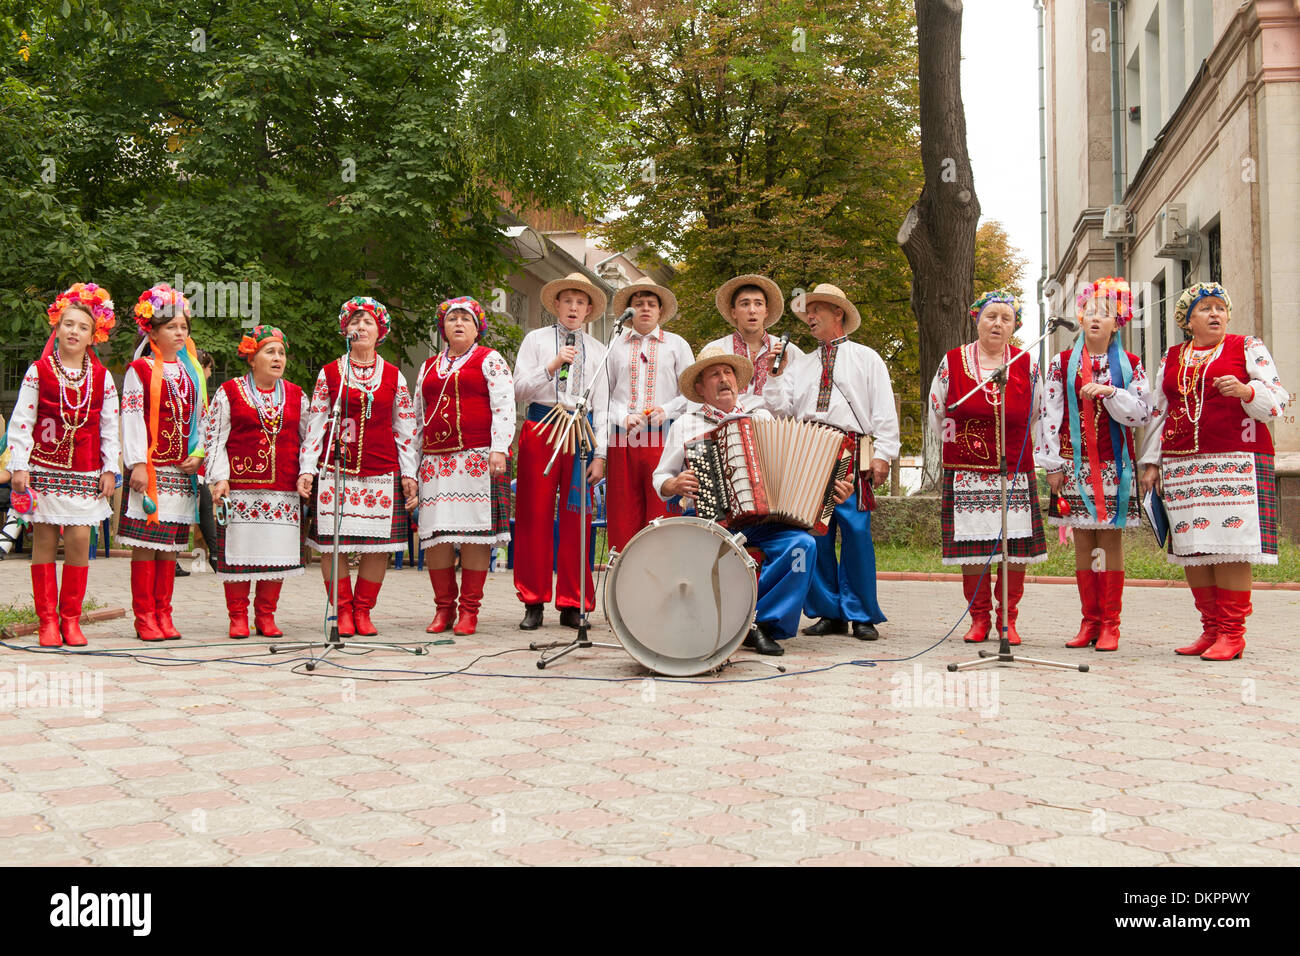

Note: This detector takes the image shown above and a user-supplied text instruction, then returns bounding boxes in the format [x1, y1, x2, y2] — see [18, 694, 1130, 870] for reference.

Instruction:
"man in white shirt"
[605, 276, 694, 553]
[512, 273, 610, 631]
[703, 273, 802, 401]
[656, 346, 848, 656]
[765, 283, 899, 641]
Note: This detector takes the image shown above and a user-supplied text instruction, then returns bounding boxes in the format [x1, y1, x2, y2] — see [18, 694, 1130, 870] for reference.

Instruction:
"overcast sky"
[962, 1, 1046, 342]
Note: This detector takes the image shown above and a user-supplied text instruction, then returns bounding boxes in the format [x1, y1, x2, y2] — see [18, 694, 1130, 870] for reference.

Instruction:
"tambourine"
[214, 498, 231, 527]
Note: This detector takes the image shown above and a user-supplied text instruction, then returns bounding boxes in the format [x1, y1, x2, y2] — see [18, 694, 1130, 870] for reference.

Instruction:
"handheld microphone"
[558, 330, 577, 383]
[771, 331, 792, 376]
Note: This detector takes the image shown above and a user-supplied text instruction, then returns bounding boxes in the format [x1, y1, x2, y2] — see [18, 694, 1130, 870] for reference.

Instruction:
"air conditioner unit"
[1154, 203, 1199, 259]
[1102, 204, 1132, 240]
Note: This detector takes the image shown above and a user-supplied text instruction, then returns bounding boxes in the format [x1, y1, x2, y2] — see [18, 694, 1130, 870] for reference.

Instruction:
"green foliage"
[0, 0, 623, 382]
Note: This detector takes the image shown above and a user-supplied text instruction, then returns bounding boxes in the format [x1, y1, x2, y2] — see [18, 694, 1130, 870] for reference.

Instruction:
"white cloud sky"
[962, 1, 1046, 342]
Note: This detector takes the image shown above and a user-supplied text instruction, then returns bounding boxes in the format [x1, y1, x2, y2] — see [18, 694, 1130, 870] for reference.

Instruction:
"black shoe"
[519, 604, 543, 630]
[559, 607, 582, 629]
[174, 561, 190, 578]
[743, 625, 785, 656]
[852, 621, 880, 641]
[801, 617, 846, 636]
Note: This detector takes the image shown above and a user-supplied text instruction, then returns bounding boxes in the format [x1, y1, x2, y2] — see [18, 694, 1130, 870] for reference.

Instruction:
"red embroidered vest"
[29, 359, 108, 472]
[1054, 348, 1140, 462]
[220, 378, 304, 491]
[1159, 335, 1274, 457]
[129, 357, 198, 467]
[941, 345, 1036, 474]
[420, 346, 493, 454]
[320, 358, 399, 476]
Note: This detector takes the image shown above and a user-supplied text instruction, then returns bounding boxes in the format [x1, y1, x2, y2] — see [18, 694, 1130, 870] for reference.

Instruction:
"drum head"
[605, 516, 758, 677]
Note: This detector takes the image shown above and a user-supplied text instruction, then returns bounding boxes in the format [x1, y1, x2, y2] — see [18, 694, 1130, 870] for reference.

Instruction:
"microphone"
[771, 331, 792, 376]
[1050, 316, 1079, 332]
[614, 306, 635, 331]
[345, 330, 362, 343]
[558, 330, 577, 383]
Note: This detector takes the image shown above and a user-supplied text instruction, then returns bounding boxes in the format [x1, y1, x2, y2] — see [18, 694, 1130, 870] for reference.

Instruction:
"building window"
[1180, 259, 1192, 290]
[1208, 223, 1221, 284]
[1155, 273, 1167, 357]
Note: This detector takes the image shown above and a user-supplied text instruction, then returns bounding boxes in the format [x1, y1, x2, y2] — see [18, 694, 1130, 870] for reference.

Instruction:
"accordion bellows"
[685, 416, 855, 534]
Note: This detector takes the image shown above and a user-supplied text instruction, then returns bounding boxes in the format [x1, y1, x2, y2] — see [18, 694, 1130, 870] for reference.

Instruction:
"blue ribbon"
[1065, 336, 1134, 526]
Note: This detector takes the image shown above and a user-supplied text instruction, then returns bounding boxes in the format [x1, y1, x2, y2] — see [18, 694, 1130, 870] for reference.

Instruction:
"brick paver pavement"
[1, 557, 1297, 866]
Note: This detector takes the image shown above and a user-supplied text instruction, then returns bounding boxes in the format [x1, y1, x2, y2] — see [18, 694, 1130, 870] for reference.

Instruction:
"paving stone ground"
[1, 556, 1298, 866]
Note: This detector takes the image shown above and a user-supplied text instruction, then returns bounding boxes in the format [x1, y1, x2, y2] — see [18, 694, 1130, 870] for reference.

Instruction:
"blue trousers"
[804, 494, 886, 625]
[741, 524, 817, 640]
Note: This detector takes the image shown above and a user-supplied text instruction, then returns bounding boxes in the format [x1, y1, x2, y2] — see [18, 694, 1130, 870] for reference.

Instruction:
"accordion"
[684, 416, 857, 534]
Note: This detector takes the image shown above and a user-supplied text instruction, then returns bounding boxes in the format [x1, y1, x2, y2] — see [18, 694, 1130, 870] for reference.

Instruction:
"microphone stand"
[270, 344, 426, 668]
[947, 317, 1088, 675]
[532, 313, 630, 669]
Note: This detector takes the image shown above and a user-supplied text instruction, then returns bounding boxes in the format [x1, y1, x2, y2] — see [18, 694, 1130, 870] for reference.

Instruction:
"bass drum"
[605, 516, 758, 676]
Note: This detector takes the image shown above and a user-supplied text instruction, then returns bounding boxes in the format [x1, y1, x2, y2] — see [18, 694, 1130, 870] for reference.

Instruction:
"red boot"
[253, 580, 284, 637]
[325, 575, 355, 637]
[1065, 569, 1102, 647]
[426, 566, 458, 634]
[31, 563, 62, 648]
[994, 566, 1026, 646]
[454, 569, 487, 636]
[1202, 587, 1250, 661]
[959, 572, 992, 643]
[131, 561, 164, 642]
[153, 559, 181, 639]
[1176, 586, 1218, 656]
[352, 577, 382, 636]
[1094, 570, 1124, 652]
[224, 581, 251, 638]
[58, 564, 90, 647]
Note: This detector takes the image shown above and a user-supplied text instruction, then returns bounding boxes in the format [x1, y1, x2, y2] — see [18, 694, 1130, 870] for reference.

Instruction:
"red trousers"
[513, 421, 595, 611]
[606, 430, 671, 554]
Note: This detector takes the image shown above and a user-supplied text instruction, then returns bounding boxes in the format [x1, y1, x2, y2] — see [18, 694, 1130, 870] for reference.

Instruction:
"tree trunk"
[899, 0, 981, 491]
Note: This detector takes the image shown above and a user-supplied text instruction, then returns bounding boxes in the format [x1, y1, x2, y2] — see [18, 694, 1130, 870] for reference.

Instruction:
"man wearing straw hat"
[704, 274, 802, 401]
[605, 276, 695, 553]
[766, 283, 899, 641]
[654, 346, 843, 656]
[512, 272, 610, 631]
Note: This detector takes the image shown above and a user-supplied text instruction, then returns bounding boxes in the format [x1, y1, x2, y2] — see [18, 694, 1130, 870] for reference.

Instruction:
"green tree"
[1, 0, 624, 383]
[596, 0, 922, 447]
[974, 220, 1029, 300]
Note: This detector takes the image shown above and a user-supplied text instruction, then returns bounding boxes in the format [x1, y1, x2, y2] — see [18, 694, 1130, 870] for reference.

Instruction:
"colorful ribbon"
[1066, 336, 1133, 527]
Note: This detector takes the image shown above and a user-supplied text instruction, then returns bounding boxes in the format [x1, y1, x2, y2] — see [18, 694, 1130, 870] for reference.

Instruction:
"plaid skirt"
[306, 472, 410, 554]
[1163, 452, 1278, 566]
[941, 469, 1048, 565]
[118, 467, 195, 552]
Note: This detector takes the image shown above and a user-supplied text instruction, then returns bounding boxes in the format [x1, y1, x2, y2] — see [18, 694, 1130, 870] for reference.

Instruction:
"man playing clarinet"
[764, 283, 899, 641]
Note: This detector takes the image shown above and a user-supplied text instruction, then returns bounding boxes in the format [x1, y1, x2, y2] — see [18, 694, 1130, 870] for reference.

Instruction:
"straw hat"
[714, 274, 784, 327]
[791, 282, 861, 336]
[678, 345, 754, 405]
[611, 276, 679, 324]
[540, 272, 608, 322]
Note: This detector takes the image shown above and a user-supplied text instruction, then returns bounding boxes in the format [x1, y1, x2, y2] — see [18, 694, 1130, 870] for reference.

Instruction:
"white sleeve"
[589, 339, 610, 459]
[513, 331, 554, 405]
[1037, 355, 1066, 473]
[864, 350, 899, 462]
[1101, 357, 1153, 427]
[652, 420, 687, 501]
[98, 372, 121, 474]
[410, 358, 428, 440]
[659, 336, 696, 421]
[926, 355, 949, 439]
[1025, 360, 1046, 473]
[485, 350, 516, 454]
[298, 391, 311, 444]
[6, 365, 39, 472]
[1241, 337, 1289, 421]
[204, 388, 232, 482]
[393, 371, 419, 479]
[299, 369, 331, 476]
[762, 354, 798, 417]
[121, 365, 148, 470]
[1138, 354, 1169, 466]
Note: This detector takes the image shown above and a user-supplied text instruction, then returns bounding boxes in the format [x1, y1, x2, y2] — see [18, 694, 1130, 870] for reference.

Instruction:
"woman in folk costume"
[120, 283, 208, 641]
[1039, 277, 1152, 652]
[7, 283, 120, 646]
[413, 297, 515, 636]
[297, 296, 418, 637]
[927, 289, 1048, 645]
[204, 325, 308, 638]
[1139, 283, 1288, 661]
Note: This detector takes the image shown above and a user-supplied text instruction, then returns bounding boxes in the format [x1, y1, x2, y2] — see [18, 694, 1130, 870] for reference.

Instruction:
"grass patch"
[875, 534, 1300, 582]
[0, 596, 105, 632]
